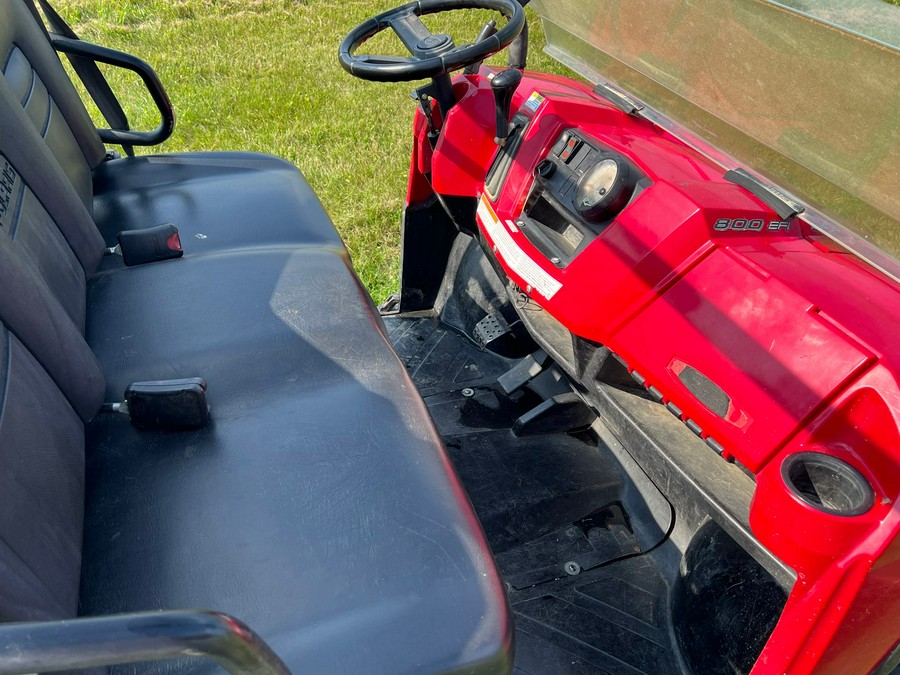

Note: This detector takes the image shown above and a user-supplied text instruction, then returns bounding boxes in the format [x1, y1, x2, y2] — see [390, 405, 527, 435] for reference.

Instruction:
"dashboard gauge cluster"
[521, 129, 646, 267]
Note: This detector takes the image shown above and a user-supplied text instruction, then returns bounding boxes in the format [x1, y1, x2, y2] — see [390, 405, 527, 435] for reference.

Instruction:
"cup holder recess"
[782, 452, 875, 517]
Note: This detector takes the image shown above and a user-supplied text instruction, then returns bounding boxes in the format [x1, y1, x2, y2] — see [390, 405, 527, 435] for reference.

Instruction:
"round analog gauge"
[574, 157, 633, 221]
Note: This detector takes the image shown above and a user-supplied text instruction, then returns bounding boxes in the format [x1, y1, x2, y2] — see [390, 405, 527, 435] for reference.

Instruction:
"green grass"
[55, 1, 576, 302]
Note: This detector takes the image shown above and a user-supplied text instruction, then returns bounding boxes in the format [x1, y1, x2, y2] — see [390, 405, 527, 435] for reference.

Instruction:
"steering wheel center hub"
[418, 34, 452, 52]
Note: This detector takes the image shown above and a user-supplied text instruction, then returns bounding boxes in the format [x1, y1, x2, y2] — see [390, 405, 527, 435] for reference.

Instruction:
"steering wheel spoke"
[355, 54, 420, 66]
[387, 12, 435, 56]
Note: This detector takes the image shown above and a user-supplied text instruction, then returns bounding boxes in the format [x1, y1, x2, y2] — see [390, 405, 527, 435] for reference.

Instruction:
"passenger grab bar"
[50, 35, 176, 148]
[0, 610, 290, 675]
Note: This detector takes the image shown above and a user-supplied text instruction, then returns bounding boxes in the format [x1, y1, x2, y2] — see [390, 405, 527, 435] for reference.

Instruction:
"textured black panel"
[387, 315, 514, 397]
[672, 522, 786, 675]
[678, 365, 730, 418]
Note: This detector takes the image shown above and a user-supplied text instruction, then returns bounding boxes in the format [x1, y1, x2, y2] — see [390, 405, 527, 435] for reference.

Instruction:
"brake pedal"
[498, 349, 550, 395]
[512, 392, 595, 437]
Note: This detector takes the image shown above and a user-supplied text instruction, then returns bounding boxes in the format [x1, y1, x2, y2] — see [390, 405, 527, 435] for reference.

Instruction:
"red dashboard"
[406, 68, 900, 674]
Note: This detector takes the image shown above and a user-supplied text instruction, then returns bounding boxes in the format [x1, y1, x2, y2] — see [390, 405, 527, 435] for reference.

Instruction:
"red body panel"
[408, 69, 900, 673]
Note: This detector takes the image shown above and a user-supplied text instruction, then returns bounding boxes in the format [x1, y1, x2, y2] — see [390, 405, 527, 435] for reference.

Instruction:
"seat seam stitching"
[1, 43, 17, 74]
[88, 243, 351, 279]
[40, 96, 53, 139]
[0, 329, 10, 434]
[22, 65, 37, 108]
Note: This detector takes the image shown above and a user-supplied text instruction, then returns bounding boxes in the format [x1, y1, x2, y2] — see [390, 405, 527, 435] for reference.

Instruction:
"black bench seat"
[84, 249, 511, 673]
[0, 1, 513, 672]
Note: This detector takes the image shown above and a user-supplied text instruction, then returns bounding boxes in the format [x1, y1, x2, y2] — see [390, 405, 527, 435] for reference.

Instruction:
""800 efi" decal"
[714, 218, 792, 232]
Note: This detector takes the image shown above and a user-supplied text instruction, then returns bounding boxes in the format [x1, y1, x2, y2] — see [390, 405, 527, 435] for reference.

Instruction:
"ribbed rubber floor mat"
[387, 316, 683, 674]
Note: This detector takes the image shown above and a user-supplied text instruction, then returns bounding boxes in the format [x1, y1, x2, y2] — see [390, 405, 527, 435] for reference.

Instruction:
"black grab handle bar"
[50, 35, 175, 147]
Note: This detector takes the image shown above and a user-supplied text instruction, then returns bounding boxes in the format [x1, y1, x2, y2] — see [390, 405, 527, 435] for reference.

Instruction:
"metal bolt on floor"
[564, 561, 581, 576]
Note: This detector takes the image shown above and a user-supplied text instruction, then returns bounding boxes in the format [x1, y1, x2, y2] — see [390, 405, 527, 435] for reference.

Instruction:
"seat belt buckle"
[117, 378, 210, 430]
[110, 223, 183, 266]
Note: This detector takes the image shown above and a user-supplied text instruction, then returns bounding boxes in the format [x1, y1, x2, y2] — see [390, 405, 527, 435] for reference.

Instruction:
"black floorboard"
[387, 316, 684, 674]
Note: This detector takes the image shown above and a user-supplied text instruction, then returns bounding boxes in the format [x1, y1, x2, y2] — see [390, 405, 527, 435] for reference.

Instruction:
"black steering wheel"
[339, 0, 526, 82]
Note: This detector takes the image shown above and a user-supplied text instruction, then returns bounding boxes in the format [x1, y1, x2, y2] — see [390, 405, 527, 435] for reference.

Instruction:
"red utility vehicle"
[0, 1, 896, 674]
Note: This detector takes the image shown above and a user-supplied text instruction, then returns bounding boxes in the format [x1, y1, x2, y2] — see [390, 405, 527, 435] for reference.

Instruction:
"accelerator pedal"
[473, 311, 514, 350]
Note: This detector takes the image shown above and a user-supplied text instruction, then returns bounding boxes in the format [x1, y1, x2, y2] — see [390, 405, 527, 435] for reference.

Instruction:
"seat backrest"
[0, 0, 106, 211]
[0, 2, 109, 627]
[0, 125, 103, 626]
[0, 62, 105, 327]
[0, 230, 101, 624]
[0, 324, 92, 622]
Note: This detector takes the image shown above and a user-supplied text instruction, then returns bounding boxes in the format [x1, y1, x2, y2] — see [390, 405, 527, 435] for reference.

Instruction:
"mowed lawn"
[55, 1, 576, 302]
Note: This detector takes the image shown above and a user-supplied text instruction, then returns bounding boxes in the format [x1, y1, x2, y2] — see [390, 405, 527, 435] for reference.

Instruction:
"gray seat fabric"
[0, 230, 104, 421]
[0, 15, 104, 629]
[0, 1, 513, 672]
[0, 327, 87, 624]
[0, 73, 105, 293]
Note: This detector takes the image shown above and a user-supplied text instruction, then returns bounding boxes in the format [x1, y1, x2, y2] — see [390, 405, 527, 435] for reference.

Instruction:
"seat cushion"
[92, 152, 345, 257]
[81, 249, 512, 674]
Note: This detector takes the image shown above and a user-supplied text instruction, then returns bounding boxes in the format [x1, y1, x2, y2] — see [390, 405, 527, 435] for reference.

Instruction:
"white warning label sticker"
[477, 197, 563, 301]
[524, 91, 546, 112]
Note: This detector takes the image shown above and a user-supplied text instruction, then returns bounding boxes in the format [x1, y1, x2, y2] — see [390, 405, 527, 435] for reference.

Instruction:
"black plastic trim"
[781, 452, 875, 517]
[724, 167, 805, 220]
[485, 112, 529, 200]
[400, 195, 460, 311]
[872, 640, 900, 675]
